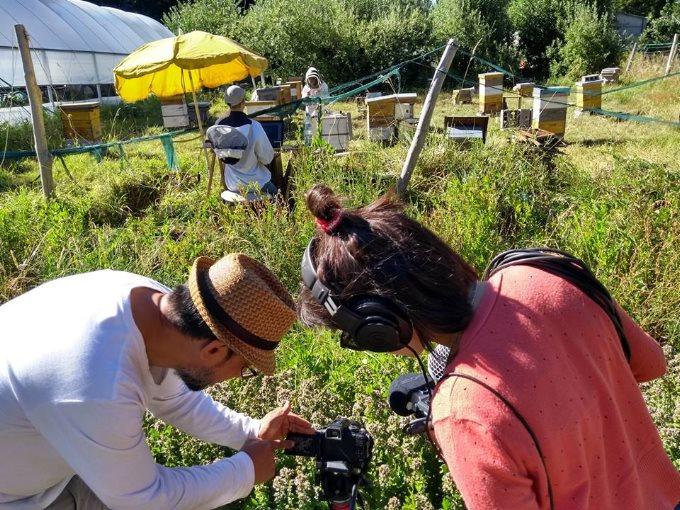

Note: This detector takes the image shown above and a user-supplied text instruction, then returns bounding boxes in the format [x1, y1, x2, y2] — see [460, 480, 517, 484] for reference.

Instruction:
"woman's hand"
[258, 401, 316, 440]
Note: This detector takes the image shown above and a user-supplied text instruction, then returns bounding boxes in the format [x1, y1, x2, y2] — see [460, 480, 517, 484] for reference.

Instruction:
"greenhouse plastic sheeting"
[0, 0, 172, 87]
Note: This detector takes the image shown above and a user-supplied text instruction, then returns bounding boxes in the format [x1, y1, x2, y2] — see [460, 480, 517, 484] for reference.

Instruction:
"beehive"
[575, 75, 603, 113]
[532, 86, 570, 137]
[245, 101, 278, 116]
[600, 67, 621, 84]
[453, 87, 473, 104]
[160, 96, 189, 129]
[500, 109, 532, 130]
[366, 94, 417, 127]
[479, 72, 504, 114]
[512, 82, 535, 98]
[255, 87, 285, 104]
[60, 101, 102, 141]
[368, 126, 395, 143]
[311, 113, 353, 151]
[278, 84, 292, 105]
[286, 81, 303, 101]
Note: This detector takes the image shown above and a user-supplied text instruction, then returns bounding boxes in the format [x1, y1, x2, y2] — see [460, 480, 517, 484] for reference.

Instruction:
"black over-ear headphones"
[301, 239, 413, 352]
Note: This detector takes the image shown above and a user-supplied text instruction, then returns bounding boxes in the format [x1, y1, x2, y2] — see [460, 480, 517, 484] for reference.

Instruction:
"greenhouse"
[0, 0, 172, 121]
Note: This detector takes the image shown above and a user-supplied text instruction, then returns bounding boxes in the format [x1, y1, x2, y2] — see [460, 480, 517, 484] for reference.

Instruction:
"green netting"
[458, 48, 518, 77]
[592, 109, 680, 127]
[328, 44, 446, 96]
[247, 68, 402, 119]
[599, 71, 680, 95]
[0, 129, 187, 168]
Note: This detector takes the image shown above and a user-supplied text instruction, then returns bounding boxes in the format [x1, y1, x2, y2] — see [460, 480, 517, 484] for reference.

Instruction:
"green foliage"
[236, 0, 358, 83]
[432, 0, 496, 58]
[162, 0, 242, 35]
[612, 0, 671, 18]
[343, 0, 430, 21]
[355, 7, 433, 79]
[549, 3, 624, 79]
[639, 0, 680, 43]
[508, 0, 571, 78]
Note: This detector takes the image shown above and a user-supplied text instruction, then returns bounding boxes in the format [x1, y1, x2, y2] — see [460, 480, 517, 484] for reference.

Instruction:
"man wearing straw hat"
[0, 254, 313, 510]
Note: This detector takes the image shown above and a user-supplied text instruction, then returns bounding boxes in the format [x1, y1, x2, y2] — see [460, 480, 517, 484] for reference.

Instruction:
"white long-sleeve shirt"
[0, 270, 261, 510]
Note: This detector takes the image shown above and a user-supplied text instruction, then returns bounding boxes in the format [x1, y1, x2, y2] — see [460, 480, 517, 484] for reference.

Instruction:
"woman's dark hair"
[166, 284, 216, 340]
[298, 184, 479, 343]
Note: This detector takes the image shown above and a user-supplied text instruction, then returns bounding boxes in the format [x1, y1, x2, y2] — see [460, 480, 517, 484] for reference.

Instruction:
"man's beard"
[175, 367, 214, 391]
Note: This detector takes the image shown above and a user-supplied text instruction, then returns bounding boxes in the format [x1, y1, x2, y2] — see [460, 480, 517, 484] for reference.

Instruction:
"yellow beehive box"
[59, 101, 102, 141]
[575, 76, 603, 111]
[479, 72, 504, 114]
[532, 87, 569, 137]
[512, 82, 535, 98]
[365, 93, 417, 128]
[278, 84, 292, 105]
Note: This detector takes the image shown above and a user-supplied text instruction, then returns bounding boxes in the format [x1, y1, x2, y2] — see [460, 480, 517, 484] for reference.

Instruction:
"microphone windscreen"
[388, 372, 428, 416]
[427, 344, 452, 382]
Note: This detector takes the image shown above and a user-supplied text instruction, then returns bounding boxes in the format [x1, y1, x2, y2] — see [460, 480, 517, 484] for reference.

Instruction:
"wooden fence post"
[666, 34, 679, 76]
[397, 39, 458, 197]
[625, 41, 637, 74]
[15, 24, 54, 198]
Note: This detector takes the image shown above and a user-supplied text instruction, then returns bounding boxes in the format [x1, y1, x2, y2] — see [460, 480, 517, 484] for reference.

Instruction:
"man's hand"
[258, 401, 316, 441]
[241, 438, 292, 484]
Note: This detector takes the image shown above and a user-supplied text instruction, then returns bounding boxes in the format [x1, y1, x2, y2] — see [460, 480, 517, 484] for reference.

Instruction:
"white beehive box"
[368, 126, 395, 142]
[394, 103, 414, 120]
[161, 98, 189, 129]
[312, 113, 353, 151]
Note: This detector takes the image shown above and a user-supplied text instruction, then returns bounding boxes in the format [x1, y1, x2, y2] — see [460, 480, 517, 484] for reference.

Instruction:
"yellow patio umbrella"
[113, 30, 268, 102]
[113, 31, 268, 195]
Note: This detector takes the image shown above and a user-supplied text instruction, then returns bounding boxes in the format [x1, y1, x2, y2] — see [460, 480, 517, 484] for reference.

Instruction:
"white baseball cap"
[225, 85, 245, 106]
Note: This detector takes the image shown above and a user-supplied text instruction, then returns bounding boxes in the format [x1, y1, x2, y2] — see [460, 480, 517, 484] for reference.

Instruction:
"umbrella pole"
[186, 74, 213, 197]
[192, 89, 214, 196]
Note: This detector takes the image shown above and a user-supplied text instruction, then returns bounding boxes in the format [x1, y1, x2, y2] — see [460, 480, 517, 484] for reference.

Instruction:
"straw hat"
[188, 254, 296, 375]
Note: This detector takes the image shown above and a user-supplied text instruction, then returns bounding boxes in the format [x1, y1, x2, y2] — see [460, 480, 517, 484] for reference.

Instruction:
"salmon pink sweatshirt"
[431, 265, 680, 509]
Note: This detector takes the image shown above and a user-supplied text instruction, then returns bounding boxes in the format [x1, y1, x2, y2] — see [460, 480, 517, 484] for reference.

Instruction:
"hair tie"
[316, 210, 344, 234]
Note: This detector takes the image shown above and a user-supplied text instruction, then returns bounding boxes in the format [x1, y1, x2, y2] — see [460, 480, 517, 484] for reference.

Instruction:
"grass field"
[0, 55, 678, 509]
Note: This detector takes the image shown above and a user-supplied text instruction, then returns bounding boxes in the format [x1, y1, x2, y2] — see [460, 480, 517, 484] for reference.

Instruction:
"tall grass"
[0, 59, 678, 509]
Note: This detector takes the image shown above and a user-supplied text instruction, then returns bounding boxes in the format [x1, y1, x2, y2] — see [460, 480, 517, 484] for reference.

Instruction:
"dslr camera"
[285, 417, 373, 509]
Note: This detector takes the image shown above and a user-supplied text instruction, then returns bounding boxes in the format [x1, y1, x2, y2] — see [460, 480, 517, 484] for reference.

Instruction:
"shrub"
[432, 0, 515, 77]
[342, 0, 430, 21]
[549, 3, 623, 79]
[508, 0, 572, 78]
[355, 7, 434, 81]
[162, 0, 242, 36]
[639, 1, 680, 44]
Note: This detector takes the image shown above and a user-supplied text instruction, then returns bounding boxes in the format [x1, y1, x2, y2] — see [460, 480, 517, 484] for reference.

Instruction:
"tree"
[611, 0, 671, 18]
[162, 0, 242, 36]
[549, 3, 623, 79]
[639, 1, 680, 42]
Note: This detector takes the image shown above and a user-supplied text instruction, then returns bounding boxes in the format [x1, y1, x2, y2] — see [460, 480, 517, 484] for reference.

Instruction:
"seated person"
[213, 85, 277, 198]
[301, 67, 329, 117]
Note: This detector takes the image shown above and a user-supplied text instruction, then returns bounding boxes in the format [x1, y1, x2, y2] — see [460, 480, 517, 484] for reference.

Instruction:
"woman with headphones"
[297, 184, 680, 509]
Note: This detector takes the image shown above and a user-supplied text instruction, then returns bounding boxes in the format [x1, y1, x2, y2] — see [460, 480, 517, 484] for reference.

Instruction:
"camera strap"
[483, 248, 631, 362]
